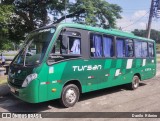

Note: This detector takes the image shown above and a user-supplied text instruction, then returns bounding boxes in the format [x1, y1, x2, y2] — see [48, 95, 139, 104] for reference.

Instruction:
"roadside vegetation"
[156, 43, 160, 51]
[0, 75, 7, 85]
[157, 56, 160, 63]
[3, 53, 17, 56]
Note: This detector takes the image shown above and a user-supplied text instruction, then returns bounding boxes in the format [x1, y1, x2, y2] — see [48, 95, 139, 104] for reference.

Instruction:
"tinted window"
[69, 37, 80, 54]
[103, 36, 114, 57]
[126, 39, 134, 57]
[90, 34, 103, 57]
[148, 42, 154, 57]
[135, 41, 142, 57]
[135, 41, 148, 58]
[116, 39, 125, 57]
[141, 42, 148, 57]
[52, 31, 81, 55]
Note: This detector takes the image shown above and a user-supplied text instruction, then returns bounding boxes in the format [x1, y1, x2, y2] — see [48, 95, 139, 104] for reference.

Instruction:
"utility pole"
[147, 0, 160, 38]
[65, 0, 67, 23]
[147, 0, 154, 39]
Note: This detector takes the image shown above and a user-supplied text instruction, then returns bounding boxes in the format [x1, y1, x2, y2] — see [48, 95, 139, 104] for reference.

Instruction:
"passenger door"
[47, 28, 83, 100]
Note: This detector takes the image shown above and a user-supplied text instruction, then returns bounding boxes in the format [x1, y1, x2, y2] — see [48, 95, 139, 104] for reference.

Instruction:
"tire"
[60, 84, 80, 108]
[130, 75, 140, 90]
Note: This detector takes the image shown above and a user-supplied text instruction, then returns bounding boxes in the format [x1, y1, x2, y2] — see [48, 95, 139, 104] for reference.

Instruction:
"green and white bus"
[8, 23, 156, 107]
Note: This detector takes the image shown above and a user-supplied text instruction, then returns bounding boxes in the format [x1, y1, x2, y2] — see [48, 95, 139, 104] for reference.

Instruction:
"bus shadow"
[139, 82, 147, 87]
[79, 83, 147, 102]
[0, 93, 63, 113]
[0, 83, 147, 112]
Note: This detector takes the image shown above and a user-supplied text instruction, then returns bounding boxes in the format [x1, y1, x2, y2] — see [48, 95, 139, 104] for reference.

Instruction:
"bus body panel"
[9, 78, 39, 103]
[42, 58, 156, 102]
[47, 62, 67, 101]
[8, 56, 156, 103]
[37, 64, 49, 102]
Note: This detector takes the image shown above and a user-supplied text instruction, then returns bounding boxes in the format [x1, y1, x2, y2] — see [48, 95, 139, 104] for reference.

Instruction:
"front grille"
[14, 79, 24, 86]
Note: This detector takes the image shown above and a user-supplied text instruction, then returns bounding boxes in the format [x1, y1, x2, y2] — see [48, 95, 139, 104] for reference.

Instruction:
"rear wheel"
[130, 75, 140, 90]
[60, 84, 80, 108]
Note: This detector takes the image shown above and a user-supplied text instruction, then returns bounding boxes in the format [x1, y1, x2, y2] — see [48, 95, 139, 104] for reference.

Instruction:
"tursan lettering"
[73, 65, 102, 71]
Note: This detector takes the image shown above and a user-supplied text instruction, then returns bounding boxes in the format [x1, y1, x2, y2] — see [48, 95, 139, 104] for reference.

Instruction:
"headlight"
[22, 73, 37, 87]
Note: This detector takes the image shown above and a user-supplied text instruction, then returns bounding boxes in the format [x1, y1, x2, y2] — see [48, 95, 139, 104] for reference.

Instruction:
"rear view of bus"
[7, 23, 156, 108]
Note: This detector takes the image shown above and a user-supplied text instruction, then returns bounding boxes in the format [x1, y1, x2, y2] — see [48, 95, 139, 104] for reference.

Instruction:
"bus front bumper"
[8, 81, 39, 103]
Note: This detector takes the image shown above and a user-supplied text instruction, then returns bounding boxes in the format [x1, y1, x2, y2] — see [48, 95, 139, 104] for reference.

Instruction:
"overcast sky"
[107, 0, 160, 32]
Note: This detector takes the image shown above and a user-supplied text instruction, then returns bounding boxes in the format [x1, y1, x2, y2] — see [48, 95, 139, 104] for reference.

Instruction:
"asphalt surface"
[0, 64, 160, 120]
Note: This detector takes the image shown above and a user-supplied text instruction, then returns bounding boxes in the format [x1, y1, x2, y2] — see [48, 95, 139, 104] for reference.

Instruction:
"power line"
[122, 11, 148, 13]
[121, 11, 149, 30]
[122, 8, 150, 10]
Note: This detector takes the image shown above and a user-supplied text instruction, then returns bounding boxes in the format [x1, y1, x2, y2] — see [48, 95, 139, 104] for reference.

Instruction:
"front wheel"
[129, 75, 140, 90]
[60, 84, 80, 108]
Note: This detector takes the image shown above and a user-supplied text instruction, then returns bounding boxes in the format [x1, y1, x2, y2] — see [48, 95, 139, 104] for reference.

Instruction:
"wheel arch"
[63, 80, 82, 93]
[134, 73, 141, 81]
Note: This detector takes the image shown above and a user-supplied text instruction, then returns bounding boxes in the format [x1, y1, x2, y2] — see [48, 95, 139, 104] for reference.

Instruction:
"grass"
[0, 75, 7, 85]
[4, 54, 17, 56]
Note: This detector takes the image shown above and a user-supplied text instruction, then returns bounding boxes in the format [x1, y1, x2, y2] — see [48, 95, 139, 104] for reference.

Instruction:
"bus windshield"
[13, 27, 55, 66]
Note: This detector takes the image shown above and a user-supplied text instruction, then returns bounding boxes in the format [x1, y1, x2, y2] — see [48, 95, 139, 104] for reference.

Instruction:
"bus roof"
[38, 23, 155, 42]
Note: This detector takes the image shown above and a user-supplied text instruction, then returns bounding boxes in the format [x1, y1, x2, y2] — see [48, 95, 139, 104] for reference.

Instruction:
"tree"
[132, 29, 160, 43]
[1, 0, 122, 45]
[13, 0, 122, 28]
[0, 2, 14, 50]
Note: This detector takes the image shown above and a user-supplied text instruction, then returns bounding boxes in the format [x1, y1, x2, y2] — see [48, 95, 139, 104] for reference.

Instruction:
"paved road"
[0, 64, 160, 120]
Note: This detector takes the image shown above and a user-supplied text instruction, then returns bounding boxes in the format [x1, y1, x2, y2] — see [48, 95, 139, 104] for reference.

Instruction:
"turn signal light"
[52, 88, 56, 92]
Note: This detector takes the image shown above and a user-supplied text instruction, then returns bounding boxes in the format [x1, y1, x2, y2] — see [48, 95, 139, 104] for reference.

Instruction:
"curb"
[0, 83, 10, 96]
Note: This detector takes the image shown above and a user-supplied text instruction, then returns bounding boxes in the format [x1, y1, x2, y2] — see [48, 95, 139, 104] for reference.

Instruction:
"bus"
[7, 23, 156, 107]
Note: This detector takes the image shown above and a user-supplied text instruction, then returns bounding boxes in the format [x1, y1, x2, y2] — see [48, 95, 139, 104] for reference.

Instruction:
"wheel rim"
[65, 88, 77, 104]
[133, 77, 139, 88]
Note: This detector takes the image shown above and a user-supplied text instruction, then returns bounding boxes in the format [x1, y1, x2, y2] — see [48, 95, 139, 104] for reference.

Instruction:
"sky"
[107, 0, 160, 32]
[49, 0, 160, 32]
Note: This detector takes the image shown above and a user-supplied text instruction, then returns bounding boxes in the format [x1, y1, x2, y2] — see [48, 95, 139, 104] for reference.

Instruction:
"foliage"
[0, 2, 14, 50]
[0, 0, 122, 46]
[132, 29, 160, 43]
[12, 0, 122, 28]
[69, 0, 122, 28]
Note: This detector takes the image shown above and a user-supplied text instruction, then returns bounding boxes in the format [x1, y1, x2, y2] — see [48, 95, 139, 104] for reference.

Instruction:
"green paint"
[116, 59, 122, 68]
[104, 59, 112, 69]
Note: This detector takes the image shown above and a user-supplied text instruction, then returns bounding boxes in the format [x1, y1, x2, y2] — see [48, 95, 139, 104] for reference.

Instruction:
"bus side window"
[141, 42, 148, 57]
[51, 31, 81, 55]
[61, 35, 68, 54]
[125, 39, 134, 57]
[103, 36, 114, 57]
[116, 38, 125, 58]
[51, 35, 61, 54]
[135, 41, 148, 58]
[135, 41, 142, 57]
[148, 42, 154, 57]
[90, 34, 103, 57]
[69, 37, 81, 54]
